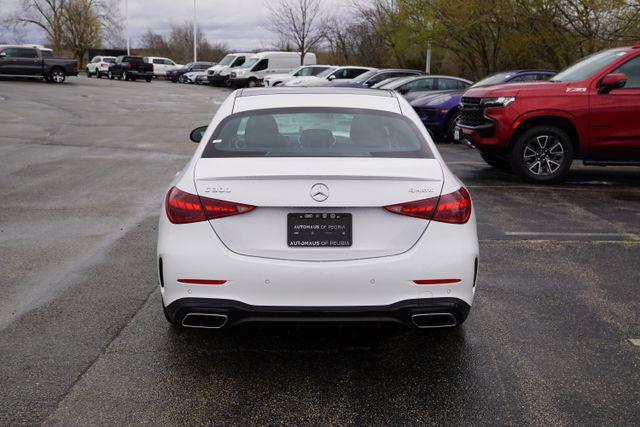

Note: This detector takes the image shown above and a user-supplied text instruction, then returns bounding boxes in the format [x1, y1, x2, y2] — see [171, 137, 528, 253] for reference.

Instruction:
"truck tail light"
[384, 187, 472, 224]
[127, 63, 132, 70]
[165, 187, 255, 224]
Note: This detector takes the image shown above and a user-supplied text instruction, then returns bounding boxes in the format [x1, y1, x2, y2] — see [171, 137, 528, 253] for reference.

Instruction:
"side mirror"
[189, 126, 207, 143]
[599, 73, 627, 94]
[327, 75, 336, 81]
[0, 52, 6, 58]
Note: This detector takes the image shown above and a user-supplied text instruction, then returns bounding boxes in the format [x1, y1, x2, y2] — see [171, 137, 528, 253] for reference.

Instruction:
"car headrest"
[299, 129, 335, 148]
[349, 115, 389, 148]
[245, 115, 287, 147]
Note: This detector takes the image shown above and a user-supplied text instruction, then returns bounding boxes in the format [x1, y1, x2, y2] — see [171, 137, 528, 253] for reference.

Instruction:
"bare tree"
[94, 0, 125, 49]
[139, 23, 228, 64]
[141, 29, 171, 57]
[10, 0, 68, 53]
[266, 0, 328, 65]
[61, 0, 101, 67]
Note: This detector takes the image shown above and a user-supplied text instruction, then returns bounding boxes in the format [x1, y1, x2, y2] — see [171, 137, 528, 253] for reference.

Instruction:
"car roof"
[386, 74, 472, 87]
[371, 68, 424, 75]
[233, 87, 400, 114]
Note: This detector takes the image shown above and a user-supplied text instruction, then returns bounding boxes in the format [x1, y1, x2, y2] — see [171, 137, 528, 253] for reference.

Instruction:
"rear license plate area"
[288, 213, 352, 247]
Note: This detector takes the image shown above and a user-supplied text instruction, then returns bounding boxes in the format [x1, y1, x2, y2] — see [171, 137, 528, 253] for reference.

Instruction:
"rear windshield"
[202, 108, 433, 158]
[104, 57, 115, 63]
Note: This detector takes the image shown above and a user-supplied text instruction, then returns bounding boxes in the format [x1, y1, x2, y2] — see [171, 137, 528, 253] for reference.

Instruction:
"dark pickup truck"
[0, 45, 78, 83]
[108, 56, 154, 82]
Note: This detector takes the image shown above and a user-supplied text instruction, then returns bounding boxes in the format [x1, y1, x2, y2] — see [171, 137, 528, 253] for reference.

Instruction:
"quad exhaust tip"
[411, 313, 457, 329]
[182, 313, 228, 329]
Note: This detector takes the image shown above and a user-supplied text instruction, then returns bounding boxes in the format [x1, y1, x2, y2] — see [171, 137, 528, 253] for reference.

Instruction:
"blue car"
[411, 70, 556, 141]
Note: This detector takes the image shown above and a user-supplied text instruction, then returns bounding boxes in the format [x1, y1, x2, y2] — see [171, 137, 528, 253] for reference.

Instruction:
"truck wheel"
[145, 77, 152, 82]
[509, 125, 573, 184]
[178, 75, 186, 83]
[480, 152, 511, 170]
[446, 112, 461, 141]
[123, 71, 129, 81]
[247, 79, 258, 88]
[86, 68, 92, 78]
[49, 68, 66, 84]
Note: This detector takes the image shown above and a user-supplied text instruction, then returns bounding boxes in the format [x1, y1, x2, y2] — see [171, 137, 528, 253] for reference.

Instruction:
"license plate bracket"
[287, 213, 352, 247]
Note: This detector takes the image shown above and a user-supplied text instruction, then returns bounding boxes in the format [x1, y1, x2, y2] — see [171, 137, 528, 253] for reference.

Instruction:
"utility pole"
[125, 0, 130, 55]
[193, 0, 197, 62]
[425, 40, 432, 74]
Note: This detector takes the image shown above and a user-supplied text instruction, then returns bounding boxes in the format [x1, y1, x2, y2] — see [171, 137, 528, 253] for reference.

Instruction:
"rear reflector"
[413, 279, 461, 285]
[165, 187, 255, 224]
[178, 279, 226, 285]
[384, 187, 471, 224]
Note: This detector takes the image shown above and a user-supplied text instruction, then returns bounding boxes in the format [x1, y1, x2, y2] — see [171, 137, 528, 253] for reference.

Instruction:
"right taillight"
[432, 187, 472, 224]
[165, 187, 255, 224]
[384, 187, 471, 224]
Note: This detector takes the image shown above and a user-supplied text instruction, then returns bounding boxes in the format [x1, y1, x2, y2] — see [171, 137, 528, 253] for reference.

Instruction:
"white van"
[206, 53, 251, 86]
[228, 51, 317, 87]
[143, 57, 182, 77]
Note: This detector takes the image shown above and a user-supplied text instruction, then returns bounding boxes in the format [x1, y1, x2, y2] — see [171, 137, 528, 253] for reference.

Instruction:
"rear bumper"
[129, 70, 154, 77]
[158, 211, 479, 308]
[166, 297, 471, 329]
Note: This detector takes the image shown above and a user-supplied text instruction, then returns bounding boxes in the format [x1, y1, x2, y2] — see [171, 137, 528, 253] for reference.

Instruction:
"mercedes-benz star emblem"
[310, 183, 329, 202]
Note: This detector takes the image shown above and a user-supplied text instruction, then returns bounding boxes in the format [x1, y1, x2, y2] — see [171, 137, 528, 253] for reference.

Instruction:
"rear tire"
[86, 68, 92, 77]
[108, 71, 114, 80]
[145, 77, 152, 82]
[247, 78, 258, 88]
[49, 68, 66, 84]
[123, 71, 129, 81]
[509, 125, 573, 184]
[480, 152, 511, 170]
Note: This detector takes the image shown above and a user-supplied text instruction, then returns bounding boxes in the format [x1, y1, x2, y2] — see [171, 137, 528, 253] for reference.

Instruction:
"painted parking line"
[504, 232, 640, 241]
[629, 339, 640, 347]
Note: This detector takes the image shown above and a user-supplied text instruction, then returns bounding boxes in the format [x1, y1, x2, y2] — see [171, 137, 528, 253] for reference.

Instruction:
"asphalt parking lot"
[1, 76, 639, 425]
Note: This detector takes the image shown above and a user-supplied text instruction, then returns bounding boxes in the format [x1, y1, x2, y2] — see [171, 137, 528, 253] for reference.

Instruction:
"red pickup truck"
[457, 43, 640, 183]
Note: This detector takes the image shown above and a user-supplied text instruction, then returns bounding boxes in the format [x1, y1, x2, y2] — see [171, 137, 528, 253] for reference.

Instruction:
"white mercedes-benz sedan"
[158, 87, 479, 330]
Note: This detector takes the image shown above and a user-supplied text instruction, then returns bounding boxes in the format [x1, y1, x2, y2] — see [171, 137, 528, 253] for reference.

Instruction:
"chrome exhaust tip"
[182, 313, 228, 329]
[411, 313, 457, 329]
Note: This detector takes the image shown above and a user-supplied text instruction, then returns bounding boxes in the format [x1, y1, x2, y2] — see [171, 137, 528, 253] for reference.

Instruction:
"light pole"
[425, 39, 431, 74]
[125, 0, 130, 55]
[193, 0, 197, 62]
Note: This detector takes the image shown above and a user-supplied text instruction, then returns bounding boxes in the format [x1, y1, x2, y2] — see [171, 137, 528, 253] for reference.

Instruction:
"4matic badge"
[204, 187, 231, 193]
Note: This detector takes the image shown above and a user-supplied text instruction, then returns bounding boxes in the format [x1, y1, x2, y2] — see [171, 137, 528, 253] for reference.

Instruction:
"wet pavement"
[0, 77, 639, 425]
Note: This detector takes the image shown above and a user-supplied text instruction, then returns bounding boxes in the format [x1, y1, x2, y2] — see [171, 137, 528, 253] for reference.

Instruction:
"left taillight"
[165, 187, 255, 224]
[384, 187, 471, 224]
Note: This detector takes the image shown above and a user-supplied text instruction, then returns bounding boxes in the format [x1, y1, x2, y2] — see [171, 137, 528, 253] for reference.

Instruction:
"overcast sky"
[3, 0, 351, 51]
